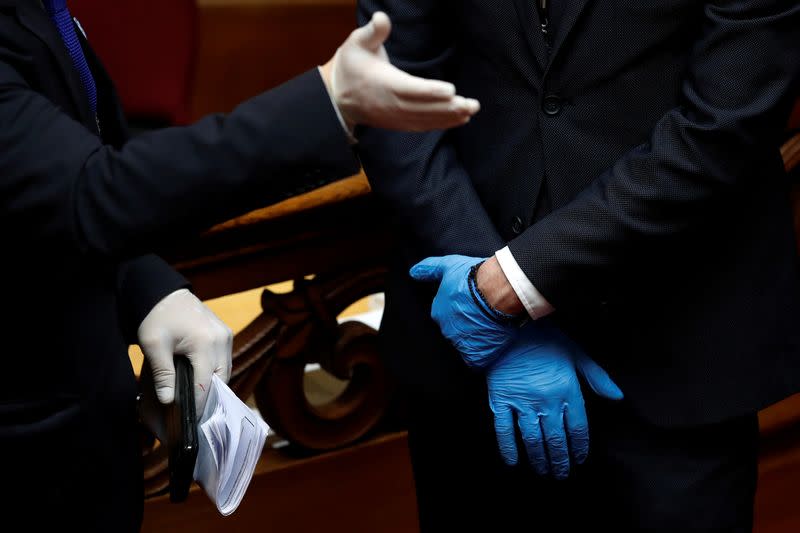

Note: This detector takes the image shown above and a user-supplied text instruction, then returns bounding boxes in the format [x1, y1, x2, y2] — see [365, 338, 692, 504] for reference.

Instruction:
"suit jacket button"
[542, 94, 563, 116]
[511, 216, 524, 235]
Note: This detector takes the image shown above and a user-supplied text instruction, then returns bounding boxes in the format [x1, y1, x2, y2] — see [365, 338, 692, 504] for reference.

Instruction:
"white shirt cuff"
[495, 246, 555, 320]
[318, 66, 357, 145]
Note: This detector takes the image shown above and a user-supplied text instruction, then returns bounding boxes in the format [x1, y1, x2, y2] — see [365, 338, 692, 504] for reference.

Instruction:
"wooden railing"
[141, 174, 395, 496]
[754, 124, 800, 533]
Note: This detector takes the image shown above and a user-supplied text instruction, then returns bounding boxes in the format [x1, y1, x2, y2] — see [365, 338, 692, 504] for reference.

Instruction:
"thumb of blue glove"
[410, 254, 518, 369]
[409, 256, 448, 282]
[575, 354, 624, 400]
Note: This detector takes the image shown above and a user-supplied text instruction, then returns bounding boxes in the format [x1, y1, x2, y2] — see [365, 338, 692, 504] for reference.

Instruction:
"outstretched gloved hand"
[321, 12, 480, 132]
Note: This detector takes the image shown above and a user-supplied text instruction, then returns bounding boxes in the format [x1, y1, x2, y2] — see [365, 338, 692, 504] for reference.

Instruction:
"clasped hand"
[488, 323, 622, 478]
[410, 255, 519, 368]
[411, 254, 623, 478]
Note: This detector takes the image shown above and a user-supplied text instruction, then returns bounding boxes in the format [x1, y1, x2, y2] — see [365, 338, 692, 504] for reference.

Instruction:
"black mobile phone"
[167, 355, 199, 503]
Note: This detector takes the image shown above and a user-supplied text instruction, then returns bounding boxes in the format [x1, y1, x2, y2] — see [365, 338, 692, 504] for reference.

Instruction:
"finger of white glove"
[379, 66, 458, 101]
[188, 349, 215, 416]
[210, 317, 233, 385]
[223, 326, 233, 383]
[352, 11, 392, 51]
[139, 338, 176, 405]
[395, 96, 480, 116]
[200, 306, 233, 382]
[187, 319, 233, 414]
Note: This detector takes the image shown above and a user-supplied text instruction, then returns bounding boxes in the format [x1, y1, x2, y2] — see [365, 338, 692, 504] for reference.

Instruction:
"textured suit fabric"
[357, 0, 800, 428]
[0, 0, 359, 529]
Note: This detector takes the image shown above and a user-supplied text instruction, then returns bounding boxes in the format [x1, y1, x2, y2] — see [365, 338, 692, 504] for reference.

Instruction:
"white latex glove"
[137, 288, 233, 415]
[322, 11, 480, 132]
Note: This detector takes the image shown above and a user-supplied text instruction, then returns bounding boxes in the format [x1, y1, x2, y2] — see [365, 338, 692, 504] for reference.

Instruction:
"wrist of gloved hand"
[468, 261, 527, 326]
[319, 59, 356, 140]
[410, 254, 520, 369]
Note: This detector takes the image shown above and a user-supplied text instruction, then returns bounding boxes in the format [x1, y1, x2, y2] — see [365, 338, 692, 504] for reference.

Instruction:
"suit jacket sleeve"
[508, 0, 800, 309]
[0, 57, 360, 268]
[356, 0, 505, 260]
[115, 254, 190, 344]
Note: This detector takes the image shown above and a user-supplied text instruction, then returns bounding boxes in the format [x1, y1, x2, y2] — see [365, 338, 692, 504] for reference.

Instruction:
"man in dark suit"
[357, 0, 800, 530]
[0, 1, 479, 529]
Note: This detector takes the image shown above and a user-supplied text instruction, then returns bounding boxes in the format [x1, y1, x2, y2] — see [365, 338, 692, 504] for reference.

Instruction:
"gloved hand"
[410, 255, 519, 369]
[321, 12, 480, 132]
[137, 288, 233, 415]
[488, 322, 623, 479]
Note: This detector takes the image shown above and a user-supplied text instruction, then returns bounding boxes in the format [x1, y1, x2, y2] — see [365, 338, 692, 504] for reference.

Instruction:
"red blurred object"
[790, 99, 800, 132]
[70, 0, 198, 125]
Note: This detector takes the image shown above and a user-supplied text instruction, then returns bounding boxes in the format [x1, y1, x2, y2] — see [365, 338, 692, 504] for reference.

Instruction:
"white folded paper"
[193, 374, 270, 516]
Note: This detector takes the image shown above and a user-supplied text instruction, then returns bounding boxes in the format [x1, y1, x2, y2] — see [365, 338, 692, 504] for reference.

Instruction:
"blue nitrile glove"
[488, 321, 623, 480]
[410, 255, 520, 369]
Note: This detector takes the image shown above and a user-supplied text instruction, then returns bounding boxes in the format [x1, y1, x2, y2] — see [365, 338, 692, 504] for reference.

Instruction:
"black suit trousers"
[406, 380, 759, 533]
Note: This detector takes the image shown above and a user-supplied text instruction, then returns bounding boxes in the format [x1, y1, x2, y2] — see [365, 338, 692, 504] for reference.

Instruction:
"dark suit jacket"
[0, 0, 358, 527]
[357, 0, 800, 427]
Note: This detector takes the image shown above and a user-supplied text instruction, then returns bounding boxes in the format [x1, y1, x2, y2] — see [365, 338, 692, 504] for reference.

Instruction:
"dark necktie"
[41, 0, 98, 117]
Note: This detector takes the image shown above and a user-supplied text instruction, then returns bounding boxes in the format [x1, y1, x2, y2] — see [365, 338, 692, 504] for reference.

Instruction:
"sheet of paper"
[193, 374, 269, 516]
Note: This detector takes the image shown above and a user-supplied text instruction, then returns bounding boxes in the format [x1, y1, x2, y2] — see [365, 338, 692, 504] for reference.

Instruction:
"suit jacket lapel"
[15, 1, 95, 128]
[512, 0, 548, 75]
[83, 40, 129, 146]
[545, 0, 593, 77]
